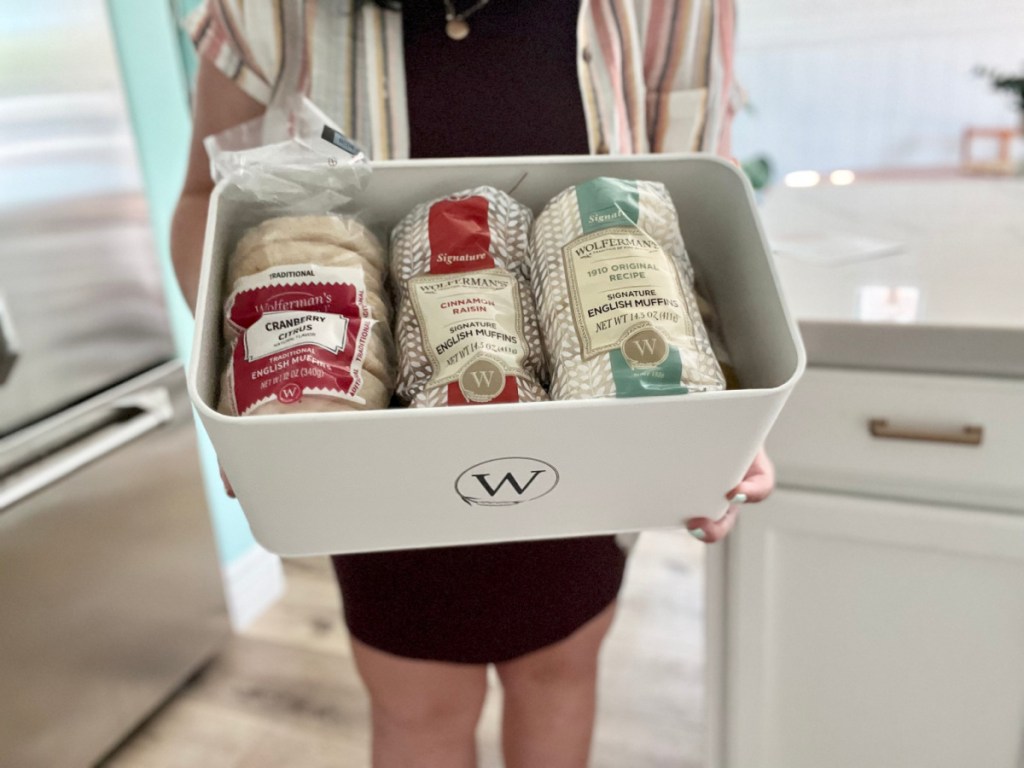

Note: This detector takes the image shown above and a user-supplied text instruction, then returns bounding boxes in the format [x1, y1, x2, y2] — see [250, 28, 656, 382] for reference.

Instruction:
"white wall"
[732, 0, 1024, 173]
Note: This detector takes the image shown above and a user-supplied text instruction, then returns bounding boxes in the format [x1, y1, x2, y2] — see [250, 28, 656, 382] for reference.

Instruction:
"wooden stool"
[961, 126, 1022, 174]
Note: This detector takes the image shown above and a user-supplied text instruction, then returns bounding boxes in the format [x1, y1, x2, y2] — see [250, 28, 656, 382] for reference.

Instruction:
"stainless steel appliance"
[0, 4, 229, 766]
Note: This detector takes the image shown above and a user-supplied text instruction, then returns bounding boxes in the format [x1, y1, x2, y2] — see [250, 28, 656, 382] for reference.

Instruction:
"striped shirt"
[187, 0, 736, 160]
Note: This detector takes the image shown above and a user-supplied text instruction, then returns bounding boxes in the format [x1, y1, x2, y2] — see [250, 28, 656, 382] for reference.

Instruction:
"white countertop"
[759, 176, 1024, 377]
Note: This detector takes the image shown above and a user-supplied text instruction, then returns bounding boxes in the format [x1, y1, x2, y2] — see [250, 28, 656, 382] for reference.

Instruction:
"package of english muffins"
[205, 99, 394, 418]
[191, 103, 803, 555]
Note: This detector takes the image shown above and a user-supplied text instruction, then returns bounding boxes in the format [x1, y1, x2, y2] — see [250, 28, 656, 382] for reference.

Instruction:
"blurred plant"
[974, 64, 1024, 119]
[741, 155, 773, 190]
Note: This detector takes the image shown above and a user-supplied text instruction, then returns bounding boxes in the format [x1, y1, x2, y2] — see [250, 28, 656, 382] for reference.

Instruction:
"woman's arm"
[171, 58, 266, 311]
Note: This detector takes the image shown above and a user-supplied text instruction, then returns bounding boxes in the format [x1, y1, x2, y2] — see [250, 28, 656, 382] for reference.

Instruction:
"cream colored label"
[243, 311, 349, 361]
[409, 269, 527, 386]
[561, 226, 693, 359]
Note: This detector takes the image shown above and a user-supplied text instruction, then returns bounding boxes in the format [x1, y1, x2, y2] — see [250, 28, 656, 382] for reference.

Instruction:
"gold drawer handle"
[868, 419, 983, 446]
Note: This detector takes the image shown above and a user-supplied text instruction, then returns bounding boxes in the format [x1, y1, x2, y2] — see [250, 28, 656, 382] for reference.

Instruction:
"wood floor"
[101, 532, 707, 768]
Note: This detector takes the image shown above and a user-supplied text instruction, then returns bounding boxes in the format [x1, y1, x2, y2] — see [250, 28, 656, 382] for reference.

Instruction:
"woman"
[173, 2, 773, 766]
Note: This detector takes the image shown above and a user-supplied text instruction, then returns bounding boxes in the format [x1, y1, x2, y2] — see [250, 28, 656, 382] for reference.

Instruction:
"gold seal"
[458, 357, 506, 403]
[621, 327, 669, 368]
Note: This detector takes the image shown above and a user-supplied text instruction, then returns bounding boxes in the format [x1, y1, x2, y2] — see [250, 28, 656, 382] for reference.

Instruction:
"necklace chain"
[443, 0, 491, 22]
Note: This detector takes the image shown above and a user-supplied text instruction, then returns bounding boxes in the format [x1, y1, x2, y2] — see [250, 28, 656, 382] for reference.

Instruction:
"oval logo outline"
[454, 456, 560, 507]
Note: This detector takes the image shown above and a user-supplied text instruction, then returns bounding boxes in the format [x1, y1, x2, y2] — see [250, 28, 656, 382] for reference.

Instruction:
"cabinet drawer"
[766, 368, 1024, 510]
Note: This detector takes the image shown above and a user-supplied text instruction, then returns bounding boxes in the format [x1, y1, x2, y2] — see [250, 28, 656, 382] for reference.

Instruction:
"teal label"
[575, 177, 640, 235]
[610, 347, 688, 397]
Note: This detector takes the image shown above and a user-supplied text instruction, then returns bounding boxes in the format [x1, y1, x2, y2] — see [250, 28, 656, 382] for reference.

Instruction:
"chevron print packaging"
[390, 188, 548, 407]
[530, 178, 726, 400]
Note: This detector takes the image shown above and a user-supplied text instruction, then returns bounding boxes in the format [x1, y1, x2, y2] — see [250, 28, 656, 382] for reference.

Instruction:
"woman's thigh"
[494, 601, 618, 691]
[350, 636, 489, 729]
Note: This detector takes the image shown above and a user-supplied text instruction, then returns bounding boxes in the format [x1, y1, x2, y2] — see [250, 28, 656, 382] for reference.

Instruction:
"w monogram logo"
[468, 369, 497, 388]
[458, 358, 505, 403]
[630, 337, 659, 357]
[622, 327, 668, 367]
[472, 469, 546, 498]
[455, 457, 560, 507]
[277, 383, 303, 404]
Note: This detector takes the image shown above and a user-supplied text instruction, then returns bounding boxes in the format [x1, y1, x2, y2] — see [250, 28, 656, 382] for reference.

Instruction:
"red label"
[428, 196, 495, 274]
[446, 377, 520, 406]
[227, 282, 364, 336]
[230, 314, 374, 415]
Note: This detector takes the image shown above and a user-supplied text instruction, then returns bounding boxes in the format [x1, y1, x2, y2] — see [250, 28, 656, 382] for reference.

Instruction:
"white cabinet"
[723, 489, 1024, 768]
[715, 367, 1024, 768]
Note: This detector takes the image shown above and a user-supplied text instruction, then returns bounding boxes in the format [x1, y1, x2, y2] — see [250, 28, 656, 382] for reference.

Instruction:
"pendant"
[446, 18, 470, 40]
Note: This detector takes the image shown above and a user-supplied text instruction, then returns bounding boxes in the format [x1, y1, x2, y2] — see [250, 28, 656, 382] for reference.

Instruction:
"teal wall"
[173, 0, 203, 87]
[106, 0, 257, 565]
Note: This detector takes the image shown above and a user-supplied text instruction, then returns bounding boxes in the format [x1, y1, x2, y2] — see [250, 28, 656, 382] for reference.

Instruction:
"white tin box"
[188, 154, 805, 556]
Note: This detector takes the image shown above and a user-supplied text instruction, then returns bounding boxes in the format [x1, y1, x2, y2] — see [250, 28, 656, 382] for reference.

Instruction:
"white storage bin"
[188, 154, 805, 556]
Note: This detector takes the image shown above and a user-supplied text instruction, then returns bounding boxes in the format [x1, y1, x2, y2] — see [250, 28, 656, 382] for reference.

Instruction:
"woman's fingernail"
[729, 492, 749, 505]
[688, 528, 707, 540]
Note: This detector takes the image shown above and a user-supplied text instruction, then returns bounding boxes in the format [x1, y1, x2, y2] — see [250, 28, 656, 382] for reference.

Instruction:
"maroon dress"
[330, 0, 626, 663]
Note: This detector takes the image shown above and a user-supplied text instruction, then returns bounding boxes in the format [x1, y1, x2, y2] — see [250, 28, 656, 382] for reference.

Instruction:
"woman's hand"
[685, 448, 775, 543]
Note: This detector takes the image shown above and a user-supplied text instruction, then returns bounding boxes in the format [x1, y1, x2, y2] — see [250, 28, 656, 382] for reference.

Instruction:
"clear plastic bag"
[204, 95, 370, 212]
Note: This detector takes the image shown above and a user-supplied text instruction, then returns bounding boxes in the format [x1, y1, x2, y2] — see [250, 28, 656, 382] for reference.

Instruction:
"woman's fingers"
[727, 448, 775, 503]
[686, 506, 739, 543]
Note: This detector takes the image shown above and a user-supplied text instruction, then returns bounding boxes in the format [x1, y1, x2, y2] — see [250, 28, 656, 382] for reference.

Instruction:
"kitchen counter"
[760, 176, 1024, 377]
